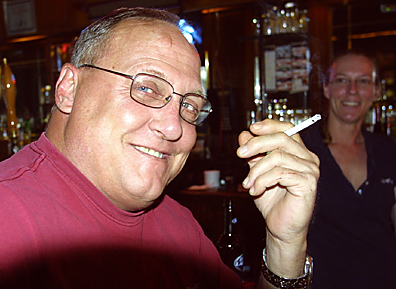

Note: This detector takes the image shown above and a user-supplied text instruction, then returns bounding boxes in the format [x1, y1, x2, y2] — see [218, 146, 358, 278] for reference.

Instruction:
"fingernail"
[249, 186, 255, 194]
[238, 145, 247, 155]
[252, 122, 262, 130]
[242, 176, 249, 187]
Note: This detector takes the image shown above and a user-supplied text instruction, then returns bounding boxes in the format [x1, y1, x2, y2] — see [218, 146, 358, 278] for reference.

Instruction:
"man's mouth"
[133, 145, 165, 159]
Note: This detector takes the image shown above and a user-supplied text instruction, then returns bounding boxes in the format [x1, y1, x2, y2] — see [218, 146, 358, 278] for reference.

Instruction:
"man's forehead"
[113, 19, 181, 41]
[99, 18, 201, 84]
[107, 19, 197, 57]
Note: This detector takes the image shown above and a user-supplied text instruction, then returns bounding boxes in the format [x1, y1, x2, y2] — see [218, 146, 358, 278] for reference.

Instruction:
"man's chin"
[130, 186, 167, 211]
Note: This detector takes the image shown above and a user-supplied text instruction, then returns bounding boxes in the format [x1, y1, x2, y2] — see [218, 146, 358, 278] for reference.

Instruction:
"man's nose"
[149, 96, 184, 141]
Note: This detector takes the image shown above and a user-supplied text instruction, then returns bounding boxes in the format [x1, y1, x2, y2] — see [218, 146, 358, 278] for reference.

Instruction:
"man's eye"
[137, 85, 157, 94]
[182, 102, 198, 112]
[134, 78, 163, 95]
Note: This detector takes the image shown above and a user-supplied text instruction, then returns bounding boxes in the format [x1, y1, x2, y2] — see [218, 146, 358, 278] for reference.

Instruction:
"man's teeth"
[133, 145, 164, 159]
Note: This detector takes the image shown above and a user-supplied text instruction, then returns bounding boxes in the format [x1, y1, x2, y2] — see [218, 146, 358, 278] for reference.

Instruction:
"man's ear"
[55, 63, 78, 114]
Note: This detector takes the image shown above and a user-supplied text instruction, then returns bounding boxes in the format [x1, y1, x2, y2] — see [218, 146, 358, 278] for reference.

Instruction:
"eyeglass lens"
[332, 77, 373, 88]
[131, 74, 209, 124]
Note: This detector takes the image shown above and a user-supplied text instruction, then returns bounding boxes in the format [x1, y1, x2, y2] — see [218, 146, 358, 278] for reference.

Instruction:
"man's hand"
[237, 119, 319, 281]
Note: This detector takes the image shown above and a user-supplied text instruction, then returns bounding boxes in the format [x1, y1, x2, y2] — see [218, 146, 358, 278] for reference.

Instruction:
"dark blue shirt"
[301, 123, 396, 288]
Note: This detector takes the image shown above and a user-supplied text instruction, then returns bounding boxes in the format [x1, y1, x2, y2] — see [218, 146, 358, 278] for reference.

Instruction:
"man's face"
[324, 54, 380, 125]
[60, 20, 202, 211]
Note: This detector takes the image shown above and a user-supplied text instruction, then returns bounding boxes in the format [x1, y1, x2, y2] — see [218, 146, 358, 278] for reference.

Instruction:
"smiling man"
[49, 14, 202, 212]
[301, 50, 396, 288]
[0, 7, 319, 289]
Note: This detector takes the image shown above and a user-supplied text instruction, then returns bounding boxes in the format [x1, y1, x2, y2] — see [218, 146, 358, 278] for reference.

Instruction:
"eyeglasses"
[330, 77, 374, 90]
[79, 64, 212, 125]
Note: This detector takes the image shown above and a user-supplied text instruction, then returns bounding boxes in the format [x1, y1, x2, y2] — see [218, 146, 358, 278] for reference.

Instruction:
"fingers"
[239, 119, 294, 146]
[237, 119, 302, 159]
[250, 119, 295, 136]
[238, 132, 309, 161]
[238, 130, 254, 147]
[242, 149, 319, 195]
[236, 119, 320, 196]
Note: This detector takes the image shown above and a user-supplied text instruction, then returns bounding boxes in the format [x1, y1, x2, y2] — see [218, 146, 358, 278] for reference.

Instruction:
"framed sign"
[3, 0, 36, 36]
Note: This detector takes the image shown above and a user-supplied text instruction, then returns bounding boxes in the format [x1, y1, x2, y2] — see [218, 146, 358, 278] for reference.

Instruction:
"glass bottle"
[216, 200, 242, 269]
[2, 58, 19, 155]
[216, 200, 255, 287]
[298, 9, 309, 33]
[278, 9, 288, 33]
[286, 2, 299, 32]
[373, 80, 387, 134]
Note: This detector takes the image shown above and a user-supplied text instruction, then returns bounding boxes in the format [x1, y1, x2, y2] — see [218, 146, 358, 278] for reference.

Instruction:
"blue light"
[183, 33, 194, 44]
[179, 19, 202, 45]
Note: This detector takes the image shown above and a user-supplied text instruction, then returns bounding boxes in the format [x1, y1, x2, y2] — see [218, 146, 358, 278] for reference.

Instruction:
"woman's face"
[324, 54, 380, 125]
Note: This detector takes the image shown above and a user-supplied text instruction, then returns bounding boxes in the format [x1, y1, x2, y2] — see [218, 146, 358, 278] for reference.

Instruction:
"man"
[301, 50, 396, 288]
[0, 7, 319, 288]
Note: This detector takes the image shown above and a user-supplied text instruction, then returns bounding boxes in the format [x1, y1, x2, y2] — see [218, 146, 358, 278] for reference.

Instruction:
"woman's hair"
[70, 7, 181, 66]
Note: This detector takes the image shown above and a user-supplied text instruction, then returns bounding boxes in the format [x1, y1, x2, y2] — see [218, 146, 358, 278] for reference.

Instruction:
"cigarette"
[284, 114, 321, 136]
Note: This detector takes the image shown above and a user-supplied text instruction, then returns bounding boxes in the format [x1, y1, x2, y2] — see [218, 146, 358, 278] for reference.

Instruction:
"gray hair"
[70, 7, 181, 66]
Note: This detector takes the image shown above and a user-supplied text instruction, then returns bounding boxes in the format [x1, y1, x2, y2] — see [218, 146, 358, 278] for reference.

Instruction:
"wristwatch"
[262, 248, 313, 289]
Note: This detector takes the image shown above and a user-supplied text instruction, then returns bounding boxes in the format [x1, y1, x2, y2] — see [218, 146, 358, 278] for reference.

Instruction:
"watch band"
[262, 248, 313, 289]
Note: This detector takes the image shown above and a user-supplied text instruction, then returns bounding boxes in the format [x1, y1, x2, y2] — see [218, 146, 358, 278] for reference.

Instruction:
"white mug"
[204, 170, 220, 188]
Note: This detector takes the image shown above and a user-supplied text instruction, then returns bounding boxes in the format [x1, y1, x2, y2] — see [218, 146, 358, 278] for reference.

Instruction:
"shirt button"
[365, 181, 369, 186]
[358, 189, 363, 195]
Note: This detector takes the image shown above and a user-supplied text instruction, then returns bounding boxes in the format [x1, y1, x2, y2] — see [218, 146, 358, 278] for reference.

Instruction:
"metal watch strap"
[262, 248, 313, 289]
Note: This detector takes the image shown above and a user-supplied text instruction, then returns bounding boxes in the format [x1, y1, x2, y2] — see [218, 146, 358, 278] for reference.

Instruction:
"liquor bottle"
[298, 9, 309, 33]
[373, 79, 388, 134]
[216, 200, 255, 287]
[1, 58, 19, 154]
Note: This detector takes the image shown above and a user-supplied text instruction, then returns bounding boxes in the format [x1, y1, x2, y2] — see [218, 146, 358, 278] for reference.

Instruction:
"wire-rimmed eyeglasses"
[330, 76, 374, 90]
[79, 64, 212, 125]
